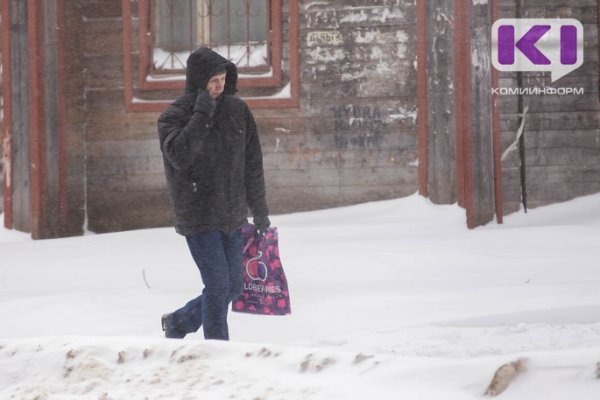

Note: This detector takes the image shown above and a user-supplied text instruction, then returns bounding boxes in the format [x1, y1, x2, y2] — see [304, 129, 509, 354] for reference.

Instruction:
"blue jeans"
[168, 229, 243, 340]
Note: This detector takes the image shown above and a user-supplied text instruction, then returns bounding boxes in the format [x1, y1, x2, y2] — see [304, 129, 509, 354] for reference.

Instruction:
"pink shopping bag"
[232, 224, 291, 315]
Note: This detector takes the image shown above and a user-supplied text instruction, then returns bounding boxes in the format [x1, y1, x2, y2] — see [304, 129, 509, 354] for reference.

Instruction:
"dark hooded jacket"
[157, 47, 269, 235]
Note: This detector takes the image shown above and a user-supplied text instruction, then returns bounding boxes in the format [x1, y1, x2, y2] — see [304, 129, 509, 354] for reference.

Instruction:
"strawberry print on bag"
[232, 224, 291, 315]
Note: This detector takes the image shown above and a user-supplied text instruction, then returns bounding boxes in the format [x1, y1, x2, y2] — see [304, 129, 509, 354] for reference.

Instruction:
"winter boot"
[161, 313, 186, 339]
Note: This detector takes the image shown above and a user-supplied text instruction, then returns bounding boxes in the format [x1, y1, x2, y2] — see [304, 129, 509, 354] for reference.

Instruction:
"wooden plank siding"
[84, 0, 420, 231]
[1, 0, 11, 225]
[497, 0, 600, 213]
[80, 0, 171, 233]
[8, 0, 31, 233]
[3, 0, 92, 237]
[1, 0, 599, 236]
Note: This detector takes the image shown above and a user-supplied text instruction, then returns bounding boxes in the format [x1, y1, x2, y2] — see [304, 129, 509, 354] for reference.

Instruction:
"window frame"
[139, 0, 281, 89]
[122, 0, 299, 112]
[150, 0, 272, 74]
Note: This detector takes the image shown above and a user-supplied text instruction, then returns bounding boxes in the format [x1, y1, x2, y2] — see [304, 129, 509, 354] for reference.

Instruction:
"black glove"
[254, 215, 271, 236]
[194, 90, 216, 116]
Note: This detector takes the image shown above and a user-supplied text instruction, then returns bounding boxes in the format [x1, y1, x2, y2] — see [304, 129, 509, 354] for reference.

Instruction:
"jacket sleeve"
[244, 106, 269, 219]
[157, 104, 213, 171]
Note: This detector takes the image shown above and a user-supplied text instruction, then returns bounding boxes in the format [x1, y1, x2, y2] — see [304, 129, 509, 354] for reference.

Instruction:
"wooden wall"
[498, 0, 600, 213]
[74, 0, 419, 233]
[425, 0, 457, 205]
[75, 0, 171, 233]
[254, 0, 418, 214]
[45, 0, 600, 233]
[3, 0, 599, 235]
[421, 0, 600, 225]
[0, 32, 3, 215]
[7, 0, 31, 232]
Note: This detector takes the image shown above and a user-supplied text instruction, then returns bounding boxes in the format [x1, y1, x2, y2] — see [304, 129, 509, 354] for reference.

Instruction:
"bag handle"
[242, 226, 261, 253]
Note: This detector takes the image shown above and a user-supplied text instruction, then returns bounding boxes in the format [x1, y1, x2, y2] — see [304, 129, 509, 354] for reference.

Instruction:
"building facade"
[1, 0, 599, 238]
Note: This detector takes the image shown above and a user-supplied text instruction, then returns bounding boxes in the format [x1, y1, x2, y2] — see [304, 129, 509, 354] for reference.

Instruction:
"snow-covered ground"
[1, 193, 599, 399]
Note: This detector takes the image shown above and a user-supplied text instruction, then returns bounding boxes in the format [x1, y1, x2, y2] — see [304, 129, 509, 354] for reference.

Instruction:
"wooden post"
[6, 0, 32, 233]
[28, 0, 46, 239]
[38, 0, 68, 237]
[426, 0, 457, 204]
[469, 0, 496, 227]
[416, 0, 428, 197]
[1, 0, 68, 238]
[56, 0, 69, 229]
[454, 0, 474, 222]
[455, 0, 496, 228]
[491, 0, 503, 224]
[1, 0, 13, 229]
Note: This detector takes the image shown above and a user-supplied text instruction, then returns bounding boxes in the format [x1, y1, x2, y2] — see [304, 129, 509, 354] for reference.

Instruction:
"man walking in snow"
[157, 47, 270, 340]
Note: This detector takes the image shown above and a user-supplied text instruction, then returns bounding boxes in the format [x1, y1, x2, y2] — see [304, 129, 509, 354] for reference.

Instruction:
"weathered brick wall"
[498, 0, 600, 213]
[257, 0, 418, 214]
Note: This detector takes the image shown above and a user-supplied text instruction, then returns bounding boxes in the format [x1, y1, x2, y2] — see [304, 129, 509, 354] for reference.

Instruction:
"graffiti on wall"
[332, 104, 384, 149]
[307, 31, 344, 46]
